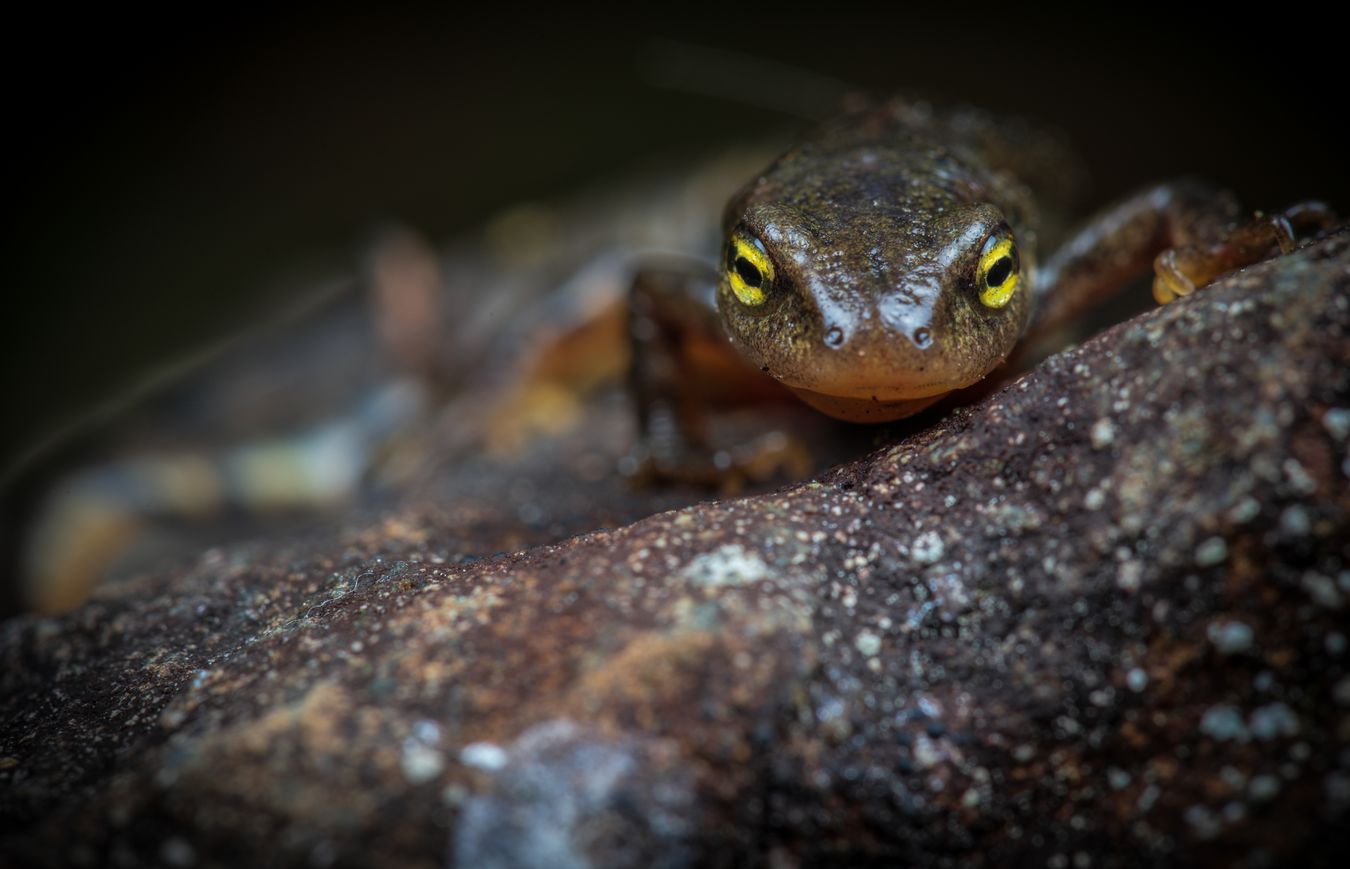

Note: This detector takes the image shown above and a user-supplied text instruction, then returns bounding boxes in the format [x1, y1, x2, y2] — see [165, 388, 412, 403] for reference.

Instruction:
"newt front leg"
[624, 258, 808, 490]
[1027, 180, 1335, 344]
[1152, 200, 1336, 303]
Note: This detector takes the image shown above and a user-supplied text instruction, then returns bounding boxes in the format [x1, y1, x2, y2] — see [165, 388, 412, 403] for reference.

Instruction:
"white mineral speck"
[680, 544, 772, 587]
[1228, 496, 1261, 524]
[1206, 620, 1254, 655]
[412, 720, 442, 743]
[1090, 418, 1116, 448]
[913, 734, 943, 768]
[1248, 702, 1299, 740]
[402, 740, 445, 784]
[855, 631, 883, 657]
[1283, 459, 1317, 494]
[1116, 561, 1143, 592]
[1280, 505, 1311, 537]
[911, 531, 945, 565]
[1084, 489, 1106, 511]
[441, 782, 469, 807]
[1194, 537, 1229, 567]
[1323, 408, 1350, 441]
[1185, 805, 1221, 840]
[1301, 573, 1342, 608]
[1199, 704, 1248, 742]
[459, 742, 509, 772]
[1126, 668, 1148, 692]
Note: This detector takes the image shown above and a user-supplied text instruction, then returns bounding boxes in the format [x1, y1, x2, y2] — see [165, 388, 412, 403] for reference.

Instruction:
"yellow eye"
[725, 231, 775, 307]
[977, 234, 1020, 309]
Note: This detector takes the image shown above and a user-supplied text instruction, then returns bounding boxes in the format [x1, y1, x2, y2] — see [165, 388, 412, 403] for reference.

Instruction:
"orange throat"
[789, 386, 944, 423]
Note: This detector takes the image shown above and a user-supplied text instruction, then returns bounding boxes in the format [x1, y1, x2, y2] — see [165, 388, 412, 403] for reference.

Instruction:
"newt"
[626, 97, 1333, 485]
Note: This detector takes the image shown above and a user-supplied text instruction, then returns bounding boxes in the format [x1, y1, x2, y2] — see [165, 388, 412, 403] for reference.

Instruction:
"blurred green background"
[4, 8, 1343, 475]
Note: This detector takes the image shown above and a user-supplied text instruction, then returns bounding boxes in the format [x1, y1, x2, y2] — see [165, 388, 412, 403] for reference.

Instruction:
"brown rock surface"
[2, 232, 1349, 867]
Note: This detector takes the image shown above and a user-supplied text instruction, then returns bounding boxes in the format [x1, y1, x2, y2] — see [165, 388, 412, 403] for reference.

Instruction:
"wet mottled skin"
[718, 101, 1039, 421]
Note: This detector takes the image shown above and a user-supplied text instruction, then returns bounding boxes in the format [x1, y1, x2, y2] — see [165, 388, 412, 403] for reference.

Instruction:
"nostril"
[911, 327, 933, 349]
[824, 326, 846, 348]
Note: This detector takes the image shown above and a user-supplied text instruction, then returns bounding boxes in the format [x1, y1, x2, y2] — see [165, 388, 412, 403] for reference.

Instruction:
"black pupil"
[734, 256, 763, 288]
[986, 255, 1014, 288]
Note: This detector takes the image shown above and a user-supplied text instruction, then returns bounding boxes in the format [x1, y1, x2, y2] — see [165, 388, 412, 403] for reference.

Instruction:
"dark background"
[3, 9, 1343, 477]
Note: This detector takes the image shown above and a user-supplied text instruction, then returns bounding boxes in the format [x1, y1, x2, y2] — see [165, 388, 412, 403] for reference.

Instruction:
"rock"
[2, 231, 1348, 867]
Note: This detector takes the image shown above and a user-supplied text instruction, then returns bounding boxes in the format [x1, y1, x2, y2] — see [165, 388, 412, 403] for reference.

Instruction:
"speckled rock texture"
[3, 231, 1349, 868]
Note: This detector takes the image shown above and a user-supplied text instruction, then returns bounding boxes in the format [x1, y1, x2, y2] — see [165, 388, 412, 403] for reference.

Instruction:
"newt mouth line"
[785, 379, 954, 403]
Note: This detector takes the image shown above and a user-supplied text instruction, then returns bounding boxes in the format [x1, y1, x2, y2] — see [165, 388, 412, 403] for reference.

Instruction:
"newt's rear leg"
[624, 258, 808, 490]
